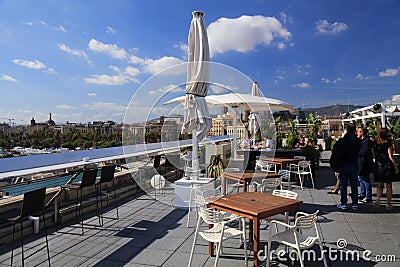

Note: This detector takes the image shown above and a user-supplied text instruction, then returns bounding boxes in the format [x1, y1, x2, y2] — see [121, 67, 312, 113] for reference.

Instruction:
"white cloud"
[378, 68, 399, 77]
[1, 74, 17, 82]
[54, 25, 67, 32]
[83, 102, 127, 112]
[315, 20, 348, 34]
[87, 93, 97, 97]
[58, 43, 88, 60]
[210, 83, 239, 94]
[321, 77, 342, 84]
[207, 15, 291, 56]
[55, 104, 75, 109]
[356, 73, 374, 80]
[129, 55, 145, 64]
[174, 42, 188, 53]
[149, 84, 183, 95]
[106, 26, 117, 34]
[44, 68, 57, 74]
[143, 56, 185, 74]
[84, 65, 141, 85]
[84, 74, 132, 85]
[88, 39, 128, 60]
[12, 59, 46, 70]
[291, 82, 310, 88]
[25, 20, 48, 27]
[124, 66, 141, 77]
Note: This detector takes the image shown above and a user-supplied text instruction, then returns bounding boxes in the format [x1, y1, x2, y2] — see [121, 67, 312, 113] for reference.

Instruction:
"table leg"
[248, 219, 253, 245]
[208, 223, 215, 256]
[253, 219, 260, 267]
[222, 175, 227, 195]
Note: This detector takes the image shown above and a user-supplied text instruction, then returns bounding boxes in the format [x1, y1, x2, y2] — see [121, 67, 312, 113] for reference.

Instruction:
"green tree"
[286, 118, 298, 149]
[387, 116, 400, 153]
[306, 113, 322, 140]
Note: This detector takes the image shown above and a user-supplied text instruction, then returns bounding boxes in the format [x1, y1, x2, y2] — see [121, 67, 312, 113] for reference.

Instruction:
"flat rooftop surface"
[0, 163, 399, 267]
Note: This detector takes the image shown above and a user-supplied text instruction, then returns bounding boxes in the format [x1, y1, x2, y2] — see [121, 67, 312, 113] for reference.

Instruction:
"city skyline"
[1, 1, 400, 125]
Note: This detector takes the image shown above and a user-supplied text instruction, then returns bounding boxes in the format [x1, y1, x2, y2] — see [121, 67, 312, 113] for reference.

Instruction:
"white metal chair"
[253, 177, 282, 194]
[255, 159, 276, 173]
[289, 155, 306, 174]
[266, 210, 328, 267]
[263, 189, 299, 228]
[223, 167, 243, 194]
[188, 207, 248, 267]
[278, 169, 292, 190]
[187, 182, 218, 227]
[293, 161, 315, 190]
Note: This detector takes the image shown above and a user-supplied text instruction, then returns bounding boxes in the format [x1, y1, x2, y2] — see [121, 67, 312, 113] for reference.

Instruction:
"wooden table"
[208, 192, 302, 267]
[221, 171, 280, 195]
[262, 157, 302, 170]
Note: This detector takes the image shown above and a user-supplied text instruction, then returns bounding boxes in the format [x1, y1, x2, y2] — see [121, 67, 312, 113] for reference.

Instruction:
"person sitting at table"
[296, 137, 306, 149]
[258, 136, 273, 151]
[241, 137, 253, 148]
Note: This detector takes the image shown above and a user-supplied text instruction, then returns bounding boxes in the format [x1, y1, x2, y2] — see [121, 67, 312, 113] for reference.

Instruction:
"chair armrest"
[222, 214, 244, 224]
[269, 219, 293, 229]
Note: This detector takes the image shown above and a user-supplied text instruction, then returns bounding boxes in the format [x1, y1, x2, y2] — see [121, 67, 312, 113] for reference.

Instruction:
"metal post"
[381, 105, 386, 128]
[232, 107, 238, 159]
[192, 129, 199, 180]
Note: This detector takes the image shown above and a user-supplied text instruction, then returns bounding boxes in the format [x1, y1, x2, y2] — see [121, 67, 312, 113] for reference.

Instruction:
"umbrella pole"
[253, 127, 256, 148]
[232, 107, 238, 159]
[192, 129, 199, 180]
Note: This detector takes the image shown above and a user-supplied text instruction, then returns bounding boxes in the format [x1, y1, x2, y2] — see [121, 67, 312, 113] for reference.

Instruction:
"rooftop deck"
[0, 163, 399, 267]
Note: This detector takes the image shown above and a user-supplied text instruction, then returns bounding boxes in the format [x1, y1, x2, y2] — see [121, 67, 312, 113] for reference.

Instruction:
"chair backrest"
[272, 189, 298, 199]
[100, 164, 116, 183]
[299, 160, 311, 169]
[80, 168, 98, 188]
[198, 206, 223, 225]
[278, 169, 290, 180]
[196, 188, 221, 206]
[295, 210, 319, 230]
[21, 187, 46, 217]
[261, 178, 282, 192]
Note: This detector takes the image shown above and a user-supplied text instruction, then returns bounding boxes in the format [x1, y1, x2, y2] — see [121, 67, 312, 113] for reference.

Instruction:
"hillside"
[302, 104, 364, 117]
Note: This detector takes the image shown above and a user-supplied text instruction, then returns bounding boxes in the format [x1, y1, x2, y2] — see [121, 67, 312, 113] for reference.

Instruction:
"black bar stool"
[64, 168, 99, 235]
[97, 164, 119, 226]
[0, 187, 51, 266]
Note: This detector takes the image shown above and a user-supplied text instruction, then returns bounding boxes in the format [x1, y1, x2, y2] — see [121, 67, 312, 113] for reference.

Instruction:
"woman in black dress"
[373, 128, 399, 211]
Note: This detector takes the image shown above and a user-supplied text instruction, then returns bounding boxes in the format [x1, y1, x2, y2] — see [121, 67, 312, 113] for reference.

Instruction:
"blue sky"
[1, 0, 400, 125]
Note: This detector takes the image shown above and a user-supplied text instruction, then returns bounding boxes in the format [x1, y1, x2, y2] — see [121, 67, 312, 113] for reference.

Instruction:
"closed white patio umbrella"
[181, 11, 212, 180]
[249, 82, 262, 146]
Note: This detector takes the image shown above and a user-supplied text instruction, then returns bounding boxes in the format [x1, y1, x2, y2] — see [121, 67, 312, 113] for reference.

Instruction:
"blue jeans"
[340, 164, 358, 205]
[358, 175, 371, 199]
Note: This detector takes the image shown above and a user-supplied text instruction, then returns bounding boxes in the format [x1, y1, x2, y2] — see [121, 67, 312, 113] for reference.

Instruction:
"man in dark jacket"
[336, 123, 361, 210]
[357, 126, 373, 202]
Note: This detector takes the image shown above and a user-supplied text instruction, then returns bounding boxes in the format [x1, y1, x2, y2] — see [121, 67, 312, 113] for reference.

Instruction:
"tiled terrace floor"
[1, 163, 399, 267]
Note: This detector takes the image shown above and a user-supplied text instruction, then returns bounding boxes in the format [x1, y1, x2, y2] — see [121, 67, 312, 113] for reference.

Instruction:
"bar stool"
[64, 168, 98, 235]
[0, 187, 50, 267]
[97, 164, 119, 226]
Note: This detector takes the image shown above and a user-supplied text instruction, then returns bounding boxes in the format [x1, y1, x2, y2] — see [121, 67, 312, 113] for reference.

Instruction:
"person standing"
[336, 123, 361, 211]
[356, 126, 374, 203]
[373, 128, 399, 211]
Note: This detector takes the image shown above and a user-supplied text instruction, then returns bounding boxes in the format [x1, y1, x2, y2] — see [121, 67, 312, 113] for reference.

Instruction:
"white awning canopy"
[342, 94, 400, 127]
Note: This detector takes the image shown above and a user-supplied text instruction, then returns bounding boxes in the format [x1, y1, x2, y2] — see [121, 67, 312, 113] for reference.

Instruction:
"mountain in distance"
[301, 104, 364, 117]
